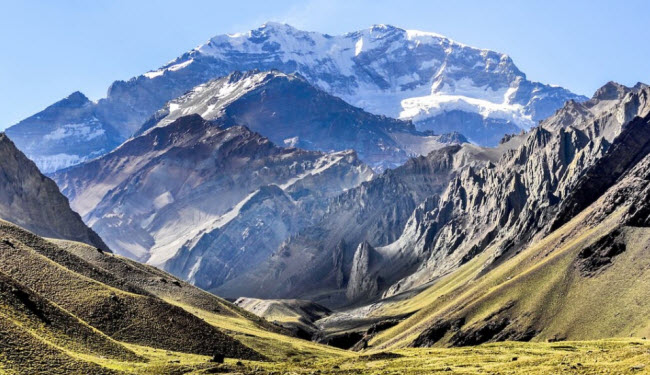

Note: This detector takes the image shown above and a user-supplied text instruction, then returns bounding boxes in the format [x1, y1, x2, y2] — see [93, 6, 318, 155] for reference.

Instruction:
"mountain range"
[2, 20, 650, 375]
[53, 114, 374, 290]
[5, 23, 584, 173]
[217, 82, 650, 310]
[135, 69, 465, 170]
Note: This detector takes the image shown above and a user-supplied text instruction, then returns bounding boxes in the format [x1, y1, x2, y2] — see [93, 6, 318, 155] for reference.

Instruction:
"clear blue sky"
[1, 0, 649, 129]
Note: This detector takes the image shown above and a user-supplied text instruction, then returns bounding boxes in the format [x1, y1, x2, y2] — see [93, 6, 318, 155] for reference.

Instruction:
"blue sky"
[1, 0, 649, 129]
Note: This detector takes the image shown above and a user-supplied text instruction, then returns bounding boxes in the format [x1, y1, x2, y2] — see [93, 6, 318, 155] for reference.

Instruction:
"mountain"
[144, 23, 585, 144]
[0, 133, 107, 250]
[136, 69, 466, 170]
[6, 23, 583, 172]
[52, 114, 373, 291]
[218, 82, 649, 309]
[364, 91, 650, 350]
[214, 140, 522, 304]
[4, 92, 122, 173]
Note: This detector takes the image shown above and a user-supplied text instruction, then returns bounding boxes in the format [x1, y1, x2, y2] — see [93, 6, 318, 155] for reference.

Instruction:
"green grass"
[167, 300, 351, 362]
[4, 204, 650, 373]
[105, 338, 650, 374]
[42, 336, 650, 374]
[366, 202, 650, 350]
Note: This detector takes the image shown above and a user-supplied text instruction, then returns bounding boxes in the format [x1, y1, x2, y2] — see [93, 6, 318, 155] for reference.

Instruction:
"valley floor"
[34, 338, 649, 374]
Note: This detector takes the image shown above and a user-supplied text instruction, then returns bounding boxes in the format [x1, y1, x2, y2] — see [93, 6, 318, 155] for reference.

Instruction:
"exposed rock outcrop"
[0, 133, 107, 250]
[346, 242, 383, 301]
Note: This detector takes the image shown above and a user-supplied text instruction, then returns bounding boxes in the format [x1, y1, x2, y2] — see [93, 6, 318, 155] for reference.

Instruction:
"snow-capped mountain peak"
[7, 22, 584, 173]
[136, 69, 465, 170]
[165, 23, 583, 144]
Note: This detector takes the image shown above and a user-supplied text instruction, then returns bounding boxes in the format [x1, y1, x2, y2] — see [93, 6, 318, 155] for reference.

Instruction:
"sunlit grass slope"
[368, 201, 650, 350]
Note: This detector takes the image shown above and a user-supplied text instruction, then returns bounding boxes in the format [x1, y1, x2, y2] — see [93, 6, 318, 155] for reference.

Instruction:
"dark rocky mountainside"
[137, 70, 465, 170]
[0, 133, 107, 250]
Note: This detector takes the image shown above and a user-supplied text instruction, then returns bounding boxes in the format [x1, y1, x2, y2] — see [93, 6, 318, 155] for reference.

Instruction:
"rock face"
[6, 23, 583, 171]
[137, 70, 465, 170]
[52, 114, 373, 291]
[346, 242, 383, 301]
[216, 139, 521, 304]
[0, 133, 107, 250]
[218, 82, 649, 306]
[372, 82, 650, 298]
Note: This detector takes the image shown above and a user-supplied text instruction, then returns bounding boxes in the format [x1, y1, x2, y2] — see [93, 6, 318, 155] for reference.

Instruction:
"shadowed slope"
[0, 219, 263, 360]
[0, 133, 107, 250]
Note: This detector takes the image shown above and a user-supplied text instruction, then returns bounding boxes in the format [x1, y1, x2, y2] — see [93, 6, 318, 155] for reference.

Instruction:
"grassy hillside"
[1, 220, 650, 373]
[364, 197, 650, 350]
[51, 238, 284, 334]
[61, 338, 650, 374]
[0, 219, 352, 373]
[2, 198, 650, 373]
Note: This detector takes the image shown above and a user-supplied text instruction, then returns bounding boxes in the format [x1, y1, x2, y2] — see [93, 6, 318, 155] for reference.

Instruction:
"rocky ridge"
[0, 133, 107, 250]
[53, 114, 373, 292]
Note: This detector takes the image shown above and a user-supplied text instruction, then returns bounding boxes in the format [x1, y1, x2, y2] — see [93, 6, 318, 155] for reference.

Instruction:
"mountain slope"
[221, 82, 648, 309]
[53, 114, 373, 292]
[137, 69, 465, 170]
[0, 133, 107, 250]
[0, 219, 263, 360]
[6, 23, 583, 171]
[215, 141, 521, 304]
[366, 113, 650, 350]
[0, 269, 141, 374]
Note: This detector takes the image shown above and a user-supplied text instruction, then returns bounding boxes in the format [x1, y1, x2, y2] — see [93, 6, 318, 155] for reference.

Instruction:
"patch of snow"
[146, 71, 274, 132]
[283, 136, 299, 147]
[399, 93, 534, 129]
[43, 122, 105, 141]
[355, 38, 364, 56]
[187, 257, 203, 282]
[145, 59, 195, 79]
[153, 191, 174, 209]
